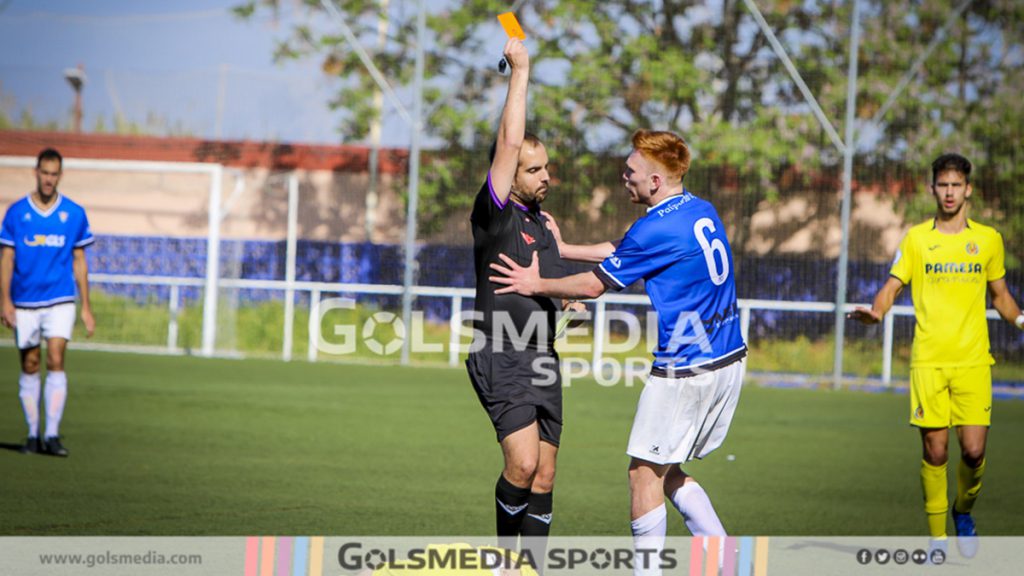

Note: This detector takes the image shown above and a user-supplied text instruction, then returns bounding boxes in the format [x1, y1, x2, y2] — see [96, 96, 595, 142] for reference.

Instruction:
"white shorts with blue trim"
[627, 358, 745, 465]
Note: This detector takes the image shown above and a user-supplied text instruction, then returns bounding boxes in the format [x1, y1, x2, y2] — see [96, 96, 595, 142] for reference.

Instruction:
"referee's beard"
[511, 186, 548, 207]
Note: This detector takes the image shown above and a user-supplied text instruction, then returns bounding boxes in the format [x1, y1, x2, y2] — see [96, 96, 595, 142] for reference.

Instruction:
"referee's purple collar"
[487, 172, 533, 212]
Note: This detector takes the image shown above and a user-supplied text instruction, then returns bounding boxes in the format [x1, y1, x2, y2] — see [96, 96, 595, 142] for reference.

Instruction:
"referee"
[465, 37, 578, 569]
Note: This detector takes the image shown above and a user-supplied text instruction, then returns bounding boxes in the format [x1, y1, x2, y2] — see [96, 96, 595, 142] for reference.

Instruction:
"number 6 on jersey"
[694, 217, 729, 285]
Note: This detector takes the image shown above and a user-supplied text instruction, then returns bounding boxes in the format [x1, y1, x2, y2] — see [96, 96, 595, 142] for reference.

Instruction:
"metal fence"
[73, 272, 1017, 388]
[2, 153, 1022, 387]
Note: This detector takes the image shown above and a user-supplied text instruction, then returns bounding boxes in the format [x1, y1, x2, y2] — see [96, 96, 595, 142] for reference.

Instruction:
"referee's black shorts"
[466, 347, 563, 446]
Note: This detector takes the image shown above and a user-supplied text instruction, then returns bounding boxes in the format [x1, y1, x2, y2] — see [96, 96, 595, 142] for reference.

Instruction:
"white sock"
[43, 370, 68, 439]
[631, 504, 666, 576]
[670, 481, 725, 536]
[19, 371, 41, 438]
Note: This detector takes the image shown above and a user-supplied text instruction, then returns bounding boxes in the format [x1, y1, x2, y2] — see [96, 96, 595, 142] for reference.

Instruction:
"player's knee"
[662, 466, 689, 496]
[22, 356, 41, 374]
[960, 445, 985, 467]
[532, 466, 556, 493]
[505, 459, 538, 486]
[923, 444, 948, 466]
[46, 355, 65, 372]
[662, 476, 684, 498]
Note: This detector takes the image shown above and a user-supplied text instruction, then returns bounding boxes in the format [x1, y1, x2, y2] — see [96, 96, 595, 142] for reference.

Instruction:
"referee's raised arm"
[489, 37, 530, 205]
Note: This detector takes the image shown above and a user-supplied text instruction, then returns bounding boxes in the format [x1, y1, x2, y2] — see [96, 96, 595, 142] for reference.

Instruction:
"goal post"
[0, 155, 225, 357]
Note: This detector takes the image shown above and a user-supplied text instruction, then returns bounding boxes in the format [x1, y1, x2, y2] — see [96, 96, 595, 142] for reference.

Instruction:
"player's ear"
[650, 171, 662, 190]
[965, 183, 973, 199]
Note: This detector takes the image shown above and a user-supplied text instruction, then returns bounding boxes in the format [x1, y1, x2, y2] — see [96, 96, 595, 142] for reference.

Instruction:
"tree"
[855, 0, 1024, 265]
[234, 0, 1024, 262]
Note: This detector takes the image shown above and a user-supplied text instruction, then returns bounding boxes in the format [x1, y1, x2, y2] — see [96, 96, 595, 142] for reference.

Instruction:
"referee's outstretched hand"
[847, 306, 881, 324]
[489, 251, 540, 296]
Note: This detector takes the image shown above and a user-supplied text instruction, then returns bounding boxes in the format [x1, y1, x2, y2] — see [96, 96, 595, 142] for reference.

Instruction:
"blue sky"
[0, 0, 372, 144]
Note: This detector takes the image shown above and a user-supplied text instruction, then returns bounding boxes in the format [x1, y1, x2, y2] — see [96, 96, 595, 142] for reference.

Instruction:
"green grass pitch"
[2, 350, 1023, 536]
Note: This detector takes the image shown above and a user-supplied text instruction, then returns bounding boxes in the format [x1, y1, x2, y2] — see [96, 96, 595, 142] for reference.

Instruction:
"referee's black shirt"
[471, 173, 566, 352]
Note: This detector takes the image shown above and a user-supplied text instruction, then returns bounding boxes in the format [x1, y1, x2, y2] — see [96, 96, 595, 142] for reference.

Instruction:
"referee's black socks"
[495, 474, 530, 549]
[521, 491, 553, 536]
[521, 491, 553, 574]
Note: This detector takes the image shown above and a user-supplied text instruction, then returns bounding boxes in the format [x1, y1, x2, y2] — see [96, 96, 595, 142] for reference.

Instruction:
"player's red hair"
[631, 130, 691, 182]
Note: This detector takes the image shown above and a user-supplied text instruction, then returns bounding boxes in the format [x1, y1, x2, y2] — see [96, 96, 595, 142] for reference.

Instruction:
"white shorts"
[627, 358, 745, 465]
[15, 303, 76, 350]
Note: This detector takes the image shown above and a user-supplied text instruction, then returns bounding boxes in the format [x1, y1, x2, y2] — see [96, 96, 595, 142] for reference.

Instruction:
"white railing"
[80, 272, 1002, 386]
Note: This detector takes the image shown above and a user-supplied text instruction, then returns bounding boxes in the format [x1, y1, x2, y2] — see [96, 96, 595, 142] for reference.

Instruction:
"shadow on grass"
[0, 440, 64, 456]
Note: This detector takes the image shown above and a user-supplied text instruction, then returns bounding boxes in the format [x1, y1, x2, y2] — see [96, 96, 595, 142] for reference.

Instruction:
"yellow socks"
[954, 458, 985, 514]
[921, 460, 948, 538]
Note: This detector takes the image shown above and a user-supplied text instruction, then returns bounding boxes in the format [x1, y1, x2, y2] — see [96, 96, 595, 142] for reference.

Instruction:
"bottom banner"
[1, 535, 1019, 575]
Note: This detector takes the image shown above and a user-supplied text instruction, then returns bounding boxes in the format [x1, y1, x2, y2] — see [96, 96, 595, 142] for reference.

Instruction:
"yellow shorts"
[910, 365, 992, 428]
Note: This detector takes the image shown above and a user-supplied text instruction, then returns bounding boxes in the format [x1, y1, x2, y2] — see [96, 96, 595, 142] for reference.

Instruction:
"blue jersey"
[594, 192, 746, 373]
[1, 194, 94, 308]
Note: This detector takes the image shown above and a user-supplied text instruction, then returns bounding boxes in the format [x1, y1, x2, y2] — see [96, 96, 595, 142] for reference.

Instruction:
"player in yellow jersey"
[850, 153, 1024, 557]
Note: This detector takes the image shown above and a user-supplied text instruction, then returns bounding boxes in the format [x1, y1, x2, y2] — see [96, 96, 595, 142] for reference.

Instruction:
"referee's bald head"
[489, 131, 543, 163]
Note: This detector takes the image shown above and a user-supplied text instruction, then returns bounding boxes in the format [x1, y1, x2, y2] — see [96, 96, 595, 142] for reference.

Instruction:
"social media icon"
[931, 549, 946, 565]
[893, 549, 909, 565]
[875, 549, 891, 564]
[911, 549, 928, 565]
[856, 549, 872, 565]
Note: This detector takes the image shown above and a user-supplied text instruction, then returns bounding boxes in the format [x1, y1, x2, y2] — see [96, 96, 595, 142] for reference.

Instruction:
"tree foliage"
[234, 0, 1024, 261]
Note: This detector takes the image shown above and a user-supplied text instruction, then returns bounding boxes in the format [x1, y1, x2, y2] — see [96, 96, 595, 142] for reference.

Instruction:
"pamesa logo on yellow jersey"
[924, 262, 981, 275]
[23, 234, 66, 247]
